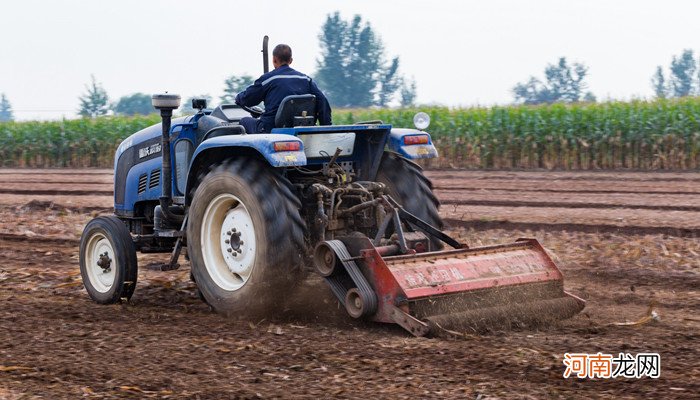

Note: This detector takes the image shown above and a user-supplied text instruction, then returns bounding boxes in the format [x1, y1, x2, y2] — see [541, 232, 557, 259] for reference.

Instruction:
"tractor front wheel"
[187, 158, 305, 316]
[79, 216, 138, 303]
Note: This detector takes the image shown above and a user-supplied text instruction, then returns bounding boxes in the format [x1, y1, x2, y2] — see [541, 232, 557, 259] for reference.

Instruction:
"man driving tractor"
[235, 44, 332, 133]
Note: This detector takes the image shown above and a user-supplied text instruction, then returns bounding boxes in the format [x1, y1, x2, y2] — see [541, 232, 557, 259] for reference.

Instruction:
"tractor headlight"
[413, 112, 430, 130]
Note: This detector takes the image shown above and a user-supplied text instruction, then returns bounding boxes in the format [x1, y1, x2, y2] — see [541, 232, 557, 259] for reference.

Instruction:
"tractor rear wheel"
[376, 152, 444, 250]
[79, 216, 138, 303]
[187, 158, 305, 316]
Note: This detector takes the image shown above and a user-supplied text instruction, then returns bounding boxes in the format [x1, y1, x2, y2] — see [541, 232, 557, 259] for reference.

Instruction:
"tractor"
[78, 39, 584, 336]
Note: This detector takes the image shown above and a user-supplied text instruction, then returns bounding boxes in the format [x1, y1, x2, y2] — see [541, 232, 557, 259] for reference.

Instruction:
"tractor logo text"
[138, 143, 162, 159]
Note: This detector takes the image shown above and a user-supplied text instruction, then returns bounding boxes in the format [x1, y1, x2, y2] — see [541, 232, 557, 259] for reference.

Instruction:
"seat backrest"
[274, 94, 316, 128]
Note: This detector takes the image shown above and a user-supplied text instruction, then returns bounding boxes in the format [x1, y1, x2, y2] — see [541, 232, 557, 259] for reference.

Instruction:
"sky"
[1, 0, 699, 120]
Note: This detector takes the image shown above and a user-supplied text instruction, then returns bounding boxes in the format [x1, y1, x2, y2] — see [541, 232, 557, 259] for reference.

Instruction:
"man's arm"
[310, 80, 332, 126]
[235, 77, 266, 107]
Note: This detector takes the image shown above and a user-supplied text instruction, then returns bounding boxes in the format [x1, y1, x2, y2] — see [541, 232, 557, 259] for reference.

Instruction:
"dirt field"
[0, 169, 698, 399]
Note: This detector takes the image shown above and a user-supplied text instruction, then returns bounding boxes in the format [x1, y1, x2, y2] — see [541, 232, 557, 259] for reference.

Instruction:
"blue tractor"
[78, 41, 584, 336]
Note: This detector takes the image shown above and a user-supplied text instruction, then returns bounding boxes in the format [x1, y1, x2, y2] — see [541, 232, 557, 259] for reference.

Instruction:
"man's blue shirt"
[235, 65, 332, 133]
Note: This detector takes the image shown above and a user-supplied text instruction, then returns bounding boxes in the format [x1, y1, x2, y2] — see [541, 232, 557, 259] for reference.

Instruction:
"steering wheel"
[240, 104, 263, 118]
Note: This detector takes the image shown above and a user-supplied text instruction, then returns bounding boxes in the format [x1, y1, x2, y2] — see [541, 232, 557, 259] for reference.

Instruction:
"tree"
[650, 66, 668, 98]
[668, 49, 696, 97]
[315, 12, 406, 108]
[0, 93, 13, 122]
[583, 91, 597, 103]
[180, 94, 213, 115]
[377, 57, 401, 107]
[400, 77, 417, 107]
[513, 77, 553, 105]
[652, 49, 700, 98]
[113, 93, 154, 116]
[220, 75, 254, 104]
[78, 75, 109, 118]
[512, 57, 595, 105]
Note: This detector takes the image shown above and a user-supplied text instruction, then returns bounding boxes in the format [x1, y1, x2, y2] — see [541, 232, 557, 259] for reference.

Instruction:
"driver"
[235, 44, 332, 133]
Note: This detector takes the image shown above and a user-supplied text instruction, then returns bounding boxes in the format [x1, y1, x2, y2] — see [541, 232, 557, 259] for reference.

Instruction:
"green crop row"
[1, 97, 699, 169]
[335, 97, 700, 170]
[0, 115, 161, 168]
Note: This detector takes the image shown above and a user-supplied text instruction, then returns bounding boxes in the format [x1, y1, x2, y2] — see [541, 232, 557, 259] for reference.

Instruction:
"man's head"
[272, 44, 293, 69]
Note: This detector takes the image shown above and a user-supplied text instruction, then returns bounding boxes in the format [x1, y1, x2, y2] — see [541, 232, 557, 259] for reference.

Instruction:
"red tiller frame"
[358, 239, 569, 325]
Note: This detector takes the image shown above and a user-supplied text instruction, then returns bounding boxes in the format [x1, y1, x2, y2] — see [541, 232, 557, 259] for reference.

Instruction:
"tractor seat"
[274, 94, 316, 128]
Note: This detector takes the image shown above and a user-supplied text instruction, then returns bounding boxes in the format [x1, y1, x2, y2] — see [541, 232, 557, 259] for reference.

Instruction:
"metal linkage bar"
[382, 195, 464, 250]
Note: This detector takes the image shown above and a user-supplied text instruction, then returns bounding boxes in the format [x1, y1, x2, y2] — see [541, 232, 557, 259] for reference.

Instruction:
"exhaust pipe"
[151, 93, 184, 225]
[262, 35, 269, 73]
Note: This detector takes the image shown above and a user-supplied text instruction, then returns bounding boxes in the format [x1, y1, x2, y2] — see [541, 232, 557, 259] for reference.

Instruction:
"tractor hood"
[114, 116, 193, 166]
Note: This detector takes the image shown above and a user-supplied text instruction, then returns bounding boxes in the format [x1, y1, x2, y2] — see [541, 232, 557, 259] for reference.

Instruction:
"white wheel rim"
[201, 193, 257, 291]
[85, 232, 116, 293]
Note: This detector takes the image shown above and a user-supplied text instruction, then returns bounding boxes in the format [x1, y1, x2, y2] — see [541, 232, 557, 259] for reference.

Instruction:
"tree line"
[651, 49, 700, 98]
[511, 49, 700, 105]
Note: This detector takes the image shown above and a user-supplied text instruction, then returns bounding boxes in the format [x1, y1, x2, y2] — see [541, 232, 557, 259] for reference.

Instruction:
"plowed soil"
[1, 169, 698, 399]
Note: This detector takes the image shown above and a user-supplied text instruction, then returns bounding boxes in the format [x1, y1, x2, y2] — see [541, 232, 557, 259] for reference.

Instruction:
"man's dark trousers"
[240, 117, 264, 134]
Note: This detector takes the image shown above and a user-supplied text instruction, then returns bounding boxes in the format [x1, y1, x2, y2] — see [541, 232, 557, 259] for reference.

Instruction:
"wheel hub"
[96, 252, 112, 271]
[226, 229, 243, 253]
[201, 193, 257, 292]
[85, 234, 116, 293]
[220, 211, 252, 275]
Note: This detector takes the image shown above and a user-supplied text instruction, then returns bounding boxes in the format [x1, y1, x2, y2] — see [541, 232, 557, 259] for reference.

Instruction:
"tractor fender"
[192, 133, 307, 167]
[388, 128, 438, 159]
[185, 134, 306, 202]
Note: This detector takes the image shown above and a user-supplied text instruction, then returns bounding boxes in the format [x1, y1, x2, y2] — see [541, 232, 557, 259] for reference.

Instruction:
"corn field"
[0, 115, 161, 168]
[1, 98, 699, 169]
[336, 97, 700, 169]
